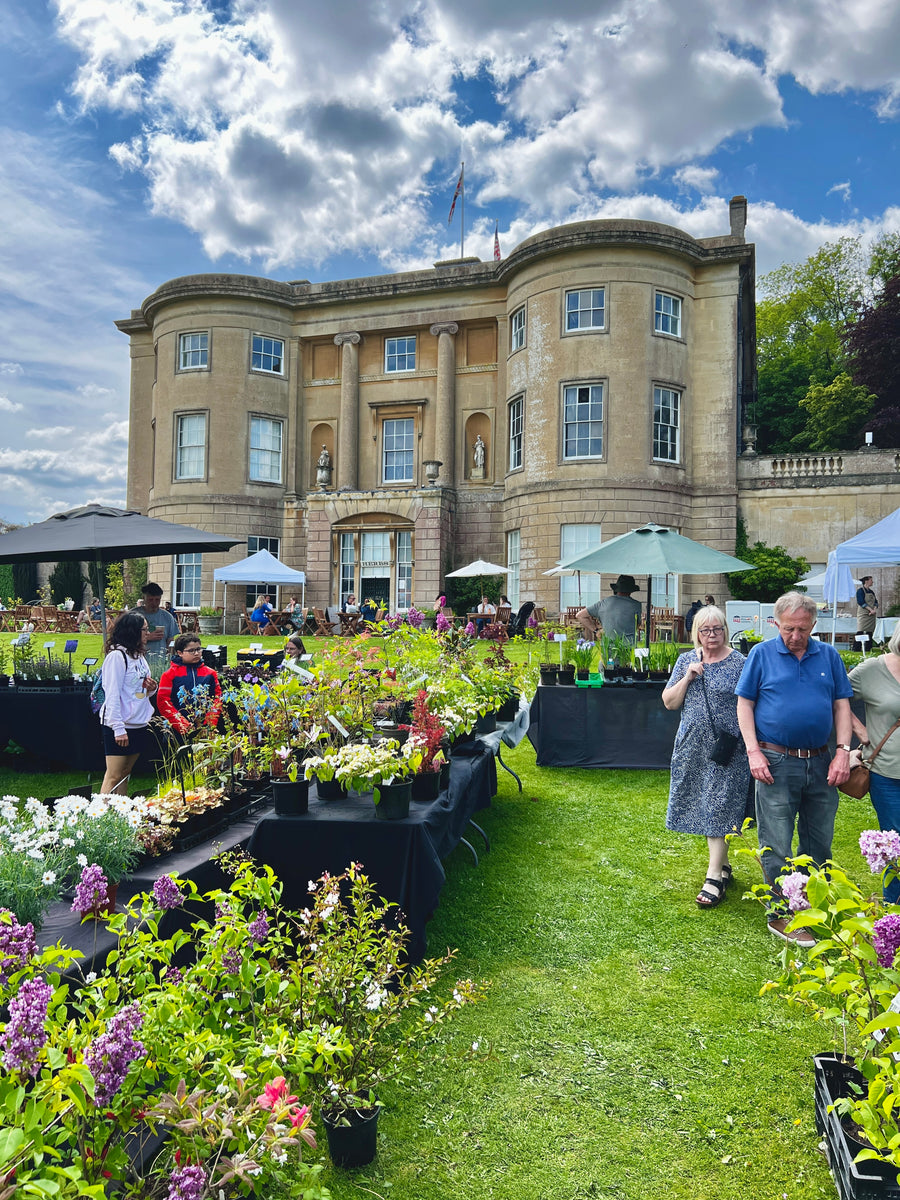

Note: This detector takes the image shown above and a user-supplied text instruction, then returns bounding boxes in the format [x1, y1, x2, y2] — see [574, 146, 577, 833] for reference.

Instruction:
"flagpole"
[460, 161, 465, 258]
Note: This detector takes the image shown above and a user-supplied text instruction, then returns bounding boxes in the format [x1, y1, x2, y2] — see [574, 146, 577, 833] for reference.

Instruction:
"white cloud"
[674, 165, 720, 194]
[0, 362, 24, 376]
[827, 181, 852, 201]
[0, 397, 24, 413]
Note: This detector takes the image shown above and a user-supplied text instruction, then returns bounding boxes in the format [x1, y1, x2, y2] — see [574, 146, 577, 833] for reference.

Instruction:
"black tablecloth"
[527, 683, 681, 768]
[247, 748, 497, 961]
[0, 689, 166, 772]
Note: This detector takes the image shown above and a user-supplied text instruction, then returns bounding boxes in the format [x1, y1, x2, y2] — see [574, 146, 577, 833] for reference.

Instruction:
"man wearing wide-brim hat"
[577, 575, 642, 643]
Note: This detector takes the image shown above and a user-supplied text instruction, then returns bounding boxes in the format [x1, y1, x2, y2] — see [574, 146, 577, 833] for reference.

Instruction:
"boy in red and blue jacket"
[157, 634, 222, 734]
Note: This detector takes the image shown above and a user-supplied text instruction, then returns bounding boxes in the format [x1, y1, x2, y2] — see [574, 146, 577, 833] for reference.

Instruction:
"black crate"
[202, 646, 227, 669]
[814, 1054, 900, 1200]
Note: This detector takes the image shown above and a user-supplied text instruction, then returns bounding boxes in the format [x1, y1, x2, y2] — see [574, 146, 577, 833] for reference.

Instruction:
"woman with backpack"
[98, 611, 157, 796]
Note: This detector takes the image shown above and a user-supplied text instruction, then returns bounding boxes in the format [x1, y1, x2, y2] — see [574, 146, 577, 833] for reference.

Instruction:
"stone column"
[334, 332, 361, 490]
[430, 322, 458, 485]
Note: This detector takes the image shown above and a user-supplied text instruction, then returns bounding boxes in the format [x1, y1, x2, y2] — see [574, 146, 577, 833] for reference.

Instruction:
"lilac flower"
[84, 1003, 145, 1105]
[222, 948, 242, 974]
[163, 966, 183, 985]
[527, 612, 539, 629]
[436, 612, 451, 633]
[465, 621, 476, 637]
[72, 864, 109, 914]
[152, 875, 184, 911]
[0, 977, 52, 1076]
[860, 830, 900, 876]
[166, 1164, 207, 1200]
[248, 910, 269, 944]
[873, 913, 900, 968]
[779, 872, 810, 912]
[0, 909, 37, 986]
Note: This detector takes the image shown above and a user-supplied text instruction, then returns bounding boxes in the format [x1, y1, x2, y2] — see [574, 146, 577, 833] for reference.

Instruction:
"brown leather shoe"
[767, 916, 816, 949]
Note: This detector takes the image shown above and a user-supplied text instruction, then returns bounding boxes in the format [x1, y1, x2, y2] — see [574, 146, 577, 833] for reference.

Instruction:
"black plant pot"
[575, 668, 590, 681]
[411, 770, 441, 802]
[323, 1104, 380, 1168]
[475, 712, 497, 735]
[813, 1053, 900, 1194]
[439, 759, 451, 790]
[496, 692, 520, 721]
[271, 777, 309, 816]
[557, 667, 576, 686]
[315, 777, 347, 801]
[374, 780, 411, 820]
[539, 665, 558, 686]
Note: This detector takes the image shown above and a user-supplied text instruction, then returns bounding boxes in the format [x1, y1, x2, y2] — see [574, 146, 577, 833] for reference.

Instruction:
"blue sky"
[0, 0, 899, 526]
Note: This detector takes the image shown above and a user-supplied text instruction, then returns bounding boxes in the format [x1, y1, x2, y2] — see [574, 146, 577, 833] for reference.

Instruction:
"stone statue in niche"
[471, 434, 486, 479]
[316, 444, 333, 489]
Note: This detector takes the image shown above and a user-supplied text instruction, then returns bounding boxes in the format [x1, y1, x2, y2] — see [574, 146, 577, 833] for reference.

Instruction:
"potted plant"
[403, 690, 448, 802]
[197, 605, 223, 635]
[54, 793, 146, 909]
[0, 796, 65, 927]
[289, 865, 485, 1166]
[331, 738, 423, 819]
[571, 639, 596, 681]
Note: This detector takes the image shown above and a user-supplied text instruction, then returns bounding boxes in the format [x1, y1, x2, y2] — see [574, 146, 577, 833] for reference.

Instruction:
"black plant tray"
[814, 1054, 900, 1199]
[173, 816, 230, 853]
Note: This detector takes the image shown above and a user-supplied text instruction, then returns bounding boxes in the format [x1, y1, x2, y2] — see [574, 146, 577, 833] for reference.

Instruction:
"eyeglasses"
[698, 626, 726, 636]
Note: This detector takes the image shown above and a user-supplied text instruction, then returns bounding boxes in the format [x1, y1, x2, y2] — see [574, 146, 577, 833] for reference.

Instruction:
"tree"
[729, 518, 809, 603]
[867, 232, 900, 292]
[755, 237, 869, 453]
[844, 274, 900, 447]
[48, 560, 87, 606]
[12, 562, 37, 603]
[795, 373, 875, 452]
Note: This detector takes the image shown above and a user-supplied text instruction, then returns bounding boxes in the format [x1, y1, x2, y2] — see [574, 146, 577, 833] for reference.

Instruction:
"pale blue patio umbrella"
[559, 523, 754, 647]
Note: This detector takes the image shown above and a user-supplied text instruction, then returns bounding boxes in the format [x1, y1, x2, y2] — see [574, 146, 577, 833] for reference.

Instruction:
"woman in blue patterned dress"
[663, 606, 750, 908]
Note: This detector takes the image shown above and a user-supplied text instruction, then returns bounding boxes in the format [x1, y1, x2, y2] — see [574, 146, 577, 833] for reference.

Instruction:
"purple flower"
[248, 910, 269, 944]
[222, 948, 242, 974]
[436, 612, 451, 633]
[0, 977, 52, 1077]
[166, 1164, 207, 1200]
[860, 830, 900, 876]
[873, 913, 900, 968]
[84, 1003, 145, 1105]
[163, 966, 183, 985]
[779, 871, 810, 912]
[72, 864, 109, 914]
[152, 875, 184, 911]
[464, 621, 476, 637]
[527, 612, 539, 629]
[407, 606, 424, 629]
[0, 909, 37, 986]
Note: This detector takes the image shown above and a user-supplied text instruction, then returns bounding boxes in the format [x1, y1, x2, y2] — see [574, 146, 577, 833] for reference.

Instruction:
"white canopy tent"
[213, 549, 306, 629]
[822, 507, 900, 642]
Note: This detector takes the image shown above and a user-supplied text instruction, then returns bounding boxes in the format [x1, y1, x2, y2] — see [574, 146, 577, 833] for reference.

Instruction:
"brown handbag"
[838, 718, 900, 799]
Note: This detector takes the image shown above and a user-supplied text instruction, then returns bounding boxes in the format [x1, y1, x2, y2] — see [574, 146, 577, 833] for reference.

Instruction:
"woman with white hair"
[849, 624, 900, 901]
[663, 605, 751, 908]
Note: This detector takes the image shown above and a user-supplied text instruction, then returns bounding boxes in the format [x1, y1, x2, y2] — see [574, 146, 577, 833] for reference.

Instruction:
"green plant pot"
[375, 780, 411, 820]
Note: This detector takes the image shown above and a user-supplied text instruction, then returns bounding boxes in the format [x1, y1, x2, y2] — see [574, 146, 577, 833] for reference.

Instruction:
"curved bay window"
[333, 518, 414, 611]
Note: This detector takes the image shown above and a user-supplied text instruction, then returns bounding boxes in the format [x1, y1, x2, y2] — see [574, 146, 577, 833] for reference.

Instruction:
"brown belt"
[758, 741, 829, 759]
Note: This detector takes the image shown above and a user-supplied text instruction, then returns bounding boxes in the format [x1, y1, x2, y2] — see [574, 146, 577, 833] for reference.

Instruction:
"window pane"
[249, 417, 283, 482]
[180, 332, 208, 369]
[565, 289, 605, 331]
[511, 308, 525, 351]
[653, 386, 680, 462]
[174, 552, 202, 607]
[252, 334, 284, 373]
[506, 530, 520, 609]
[396, 530, 412, 608]
[508, 395, 523, 471]
[175, 414, 206, 479]
[340, 532, 356, 604]
[563, 383, 603, 459]
[654, 292, 681, 336]
[560, 525, 602, 608]
[383, 417, 414, 481]
[385, 336, 416, 372]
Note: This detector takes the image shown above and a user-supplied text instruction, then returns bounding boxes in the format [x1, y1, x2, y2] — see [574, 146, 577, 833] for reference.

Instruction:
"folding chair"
[313, 608, 334, 637]
[240, 608, 260, 635]
[339, 612, 360, 636]
[496, 605, 512, 627]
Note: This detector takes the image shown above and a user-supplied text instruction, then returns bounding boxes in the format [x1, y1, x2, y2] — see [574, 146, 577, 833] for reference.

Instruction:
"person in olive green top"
[850, 625, 900, 900]
[136, 582, 179, 666]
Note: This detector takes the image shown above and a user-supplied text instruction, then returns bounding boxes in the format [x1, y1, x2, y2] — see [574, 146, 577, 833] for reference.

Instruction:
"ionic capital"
[429, 322, 459, 337]
[333, 332, 361, 346]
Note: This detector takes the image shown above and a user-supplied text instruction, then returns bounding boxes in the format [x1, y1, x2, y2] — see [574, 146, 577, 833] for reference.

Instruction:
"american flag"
[493, 221, 501, 261]
[448, 166, 463, 224]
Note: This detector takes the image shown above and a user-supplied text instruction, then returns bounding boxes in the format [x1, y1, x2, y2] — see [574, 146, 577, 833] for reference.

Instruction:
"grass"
[0, 629, 867, 1196]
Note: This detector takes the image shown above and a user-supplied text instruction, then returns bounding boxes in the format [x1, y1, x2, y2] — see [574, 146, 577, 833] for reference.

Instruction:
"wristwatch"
[836, 744, 852, 752]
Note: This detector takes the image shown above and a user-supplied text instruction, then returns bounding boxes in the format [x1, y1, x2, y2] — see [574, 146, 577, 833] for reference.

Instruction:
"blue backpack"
[90, 649, 127, 714]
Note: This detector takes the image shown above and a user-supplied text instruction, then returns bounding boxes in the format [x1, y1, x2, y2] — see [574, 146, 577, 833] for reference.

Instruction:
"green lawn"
[0, 676, 872, 1197]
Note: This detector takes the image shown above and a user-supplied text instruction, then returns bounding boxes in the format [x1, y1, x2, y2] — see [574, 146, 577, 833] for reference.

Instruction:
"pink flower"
[465, 621, 476, 636]
[288, 1103, 311, 1129]
[257, 1076, 298, 1110]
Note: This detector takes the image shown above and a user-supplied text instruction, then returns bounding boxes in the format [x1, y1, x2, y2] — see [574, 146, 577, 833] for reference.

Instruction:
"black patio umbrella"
[0, 504, 243, 646]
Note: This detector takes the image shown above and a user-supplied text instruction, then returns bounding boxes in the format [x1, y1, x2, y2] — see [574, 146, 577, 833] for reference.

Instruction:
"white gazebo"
[213, 549, 306, 632]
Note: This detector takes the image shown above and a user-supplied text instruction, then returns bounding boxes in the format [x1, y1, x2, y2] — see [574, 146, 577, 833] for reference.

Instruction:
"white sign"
[327, 714, 350, 739]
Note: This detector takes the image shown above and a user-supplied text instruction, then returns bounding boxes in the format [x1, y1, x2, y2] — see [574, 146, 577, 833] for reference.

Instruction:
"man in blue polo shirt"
[736, 591, 853, 947]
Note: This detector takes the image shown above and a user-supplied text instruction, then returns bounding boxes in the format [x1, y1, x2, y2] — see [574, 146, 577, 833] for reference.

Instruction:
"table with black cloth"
[247, 746, 497, 961]
[527, 682, 681, 768]
[38, 809, 268, 970]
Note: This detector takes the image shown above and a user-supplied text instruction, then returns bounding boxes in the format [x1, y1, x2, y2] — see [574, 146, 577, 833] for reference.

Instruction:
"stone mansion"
[117, 198, 899, 618]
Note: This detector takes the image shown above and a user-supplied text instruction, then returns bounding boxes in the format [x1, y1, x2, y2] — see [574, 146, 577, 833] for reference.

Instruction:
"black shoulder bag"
[699, 661, 741, 766]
